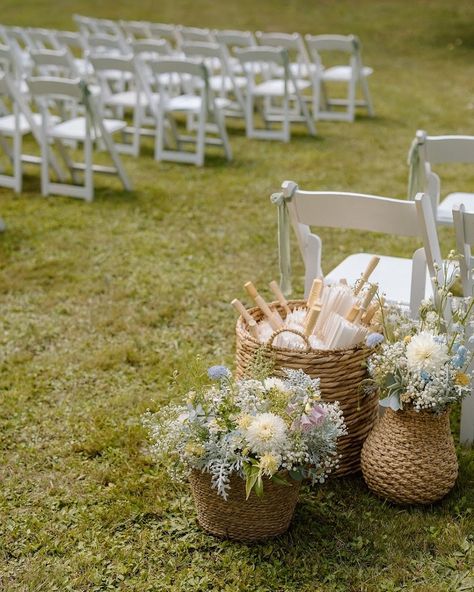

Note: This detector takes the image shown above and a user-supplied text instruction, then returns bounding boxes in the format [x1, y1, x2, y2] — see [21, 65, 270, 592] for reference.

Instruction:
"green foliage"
[1, 0, 474, 590]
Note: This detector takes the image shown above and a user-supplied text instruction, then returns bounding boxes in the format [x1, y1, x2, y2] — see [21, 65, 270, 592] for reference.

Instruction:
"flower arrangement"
[143, 366, 346, 499]
[367, 253, 474, 414]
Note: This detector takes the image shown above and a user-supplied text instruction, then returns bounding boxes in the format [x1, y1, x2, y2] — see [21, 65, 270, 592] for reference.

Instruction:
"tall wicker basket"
[189, 470, 301, 541]
[235, 300, 379, 476]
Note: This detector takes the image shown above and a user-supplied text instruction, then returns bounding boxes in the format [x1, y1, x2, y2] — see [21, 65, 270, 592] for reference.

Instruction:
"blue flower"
[468, 335, 474, 351]
[453, 345, 467, 368]
[420, 370, 430, 381]
[365, 333, 384, 348]
[207, 365, 231, 381]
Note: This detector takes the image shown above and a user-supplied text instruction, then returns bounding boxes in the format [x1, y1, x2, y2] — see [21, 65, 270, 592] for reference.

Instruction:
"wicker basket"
[235, 300, 378, 476]
[361, 408, 458, 505]
[189, 470, 300, 541]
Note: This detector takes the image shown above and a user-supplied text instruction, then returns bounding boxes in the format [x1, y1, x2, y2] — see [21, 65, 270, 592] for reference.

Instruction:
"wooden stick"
[244, 282, 282, 331]
[361, 302, 379, 325]
[355, 284, 378, 323]
[307, 278, 323, 308]
[304, 305, 321, 336]
[269, 280, 291, 315]
[231, 298, 259, 337]
[346, 305, 360, 323]
[354, 256, 380, 295]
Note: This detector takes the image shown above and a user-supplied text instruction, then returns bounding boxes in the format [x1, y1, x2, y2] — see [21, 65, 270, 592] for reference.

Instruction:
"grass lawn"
[1, 1, 474, 590]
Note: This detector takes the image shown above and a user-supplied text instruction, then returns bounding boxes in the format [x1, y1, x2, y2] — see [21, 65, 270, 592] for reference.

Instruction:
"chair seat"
[326, 253, 432, 307]
[0, 113, 58, 136]
[437, 192, 474, 225]
[289, 62, 321, 78]
[74, 58, 94, 76]
[209, 75, 247, 92]
[253, 78, 311, 97]
[105, 90, 159, 108]
[48, 117, 127, 141]
[322, 65, 373, 82]
[166, 95, 230, 112]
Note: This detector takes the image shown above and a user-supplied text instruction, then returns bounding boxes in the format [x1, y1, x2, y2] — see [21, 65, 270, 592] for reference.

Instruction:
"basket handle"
[268, 328, 311, 352]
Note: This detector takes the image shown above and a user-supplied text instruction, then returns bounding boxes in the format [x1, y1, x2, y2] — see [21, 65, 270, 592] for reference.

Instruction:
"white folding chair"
[453, 203, 474, 445]
[85, 34, 129, 57]
[272, 180, 439, 317]
[90, 54, 158, 156]
[148, 58, 232, 166]
[235, 47, 315, 142]
[305, 34, 374, 122]
[408, 130, 474, 226]
[0, 72, 64, 193]
[256, 31, 313, 80]
[73, 15, 99, 37]
[182, 42, 245, 117]
[28, 77, 132, 200]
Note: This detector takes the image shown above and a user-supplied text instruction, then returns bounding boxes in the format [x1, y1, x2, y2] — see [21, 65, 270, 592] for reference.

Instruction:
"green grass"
[1, 1, 474, 590]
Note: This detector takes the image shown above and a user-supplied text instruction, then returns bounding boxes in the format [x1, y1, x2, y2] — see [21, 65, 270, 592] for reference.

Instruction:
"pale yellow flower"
[184, 442, 205, 457]
[455, 372, 470, 386]
[238, 414, 253, 430]
[259, 453, 280, 476]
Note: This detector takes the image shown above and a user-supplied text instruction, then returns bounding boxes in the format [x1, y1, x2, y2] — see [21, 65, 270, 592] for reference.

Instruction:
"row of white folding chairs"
[0, 20, 374, 125]
[0, 72, 132, 200]
[76, 16, 375, 123]
[274, 182, 474, 444]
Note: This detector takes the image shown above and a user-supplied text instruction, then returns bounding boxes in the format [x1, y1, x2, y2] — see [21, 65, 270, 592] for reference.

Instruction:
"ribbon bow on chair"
[270, 182, 297, 297]
[407, 131, 426, 200]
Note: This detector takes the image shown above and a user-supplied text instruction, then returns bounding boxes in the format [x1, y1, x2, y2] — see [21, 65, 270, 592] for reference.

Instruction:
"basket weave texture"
[235, 300, 378, 476]
[361, 407, 458, 504]
[189, 470, 300, 541]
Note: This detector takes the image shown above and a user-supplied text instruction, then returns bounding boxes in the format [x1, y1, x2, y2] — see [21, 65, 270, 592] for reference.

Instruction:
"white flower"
[263, 377, 289, 392]
[245, 412, 288, 455]
[259, 453, 281, 476]
[406, 331, 448, 373]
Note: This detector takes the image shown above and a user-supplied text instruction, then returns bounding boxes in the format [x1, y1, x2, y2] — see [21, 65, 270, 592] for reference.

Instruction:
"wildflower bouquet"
[368, 253, 474, 414]
[143, 366, 346, 499]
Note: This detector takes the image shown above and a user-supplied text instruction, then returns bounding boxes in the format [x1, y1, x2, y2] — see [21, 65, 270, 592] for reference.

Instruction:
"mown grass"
[0, 1, 474, 590]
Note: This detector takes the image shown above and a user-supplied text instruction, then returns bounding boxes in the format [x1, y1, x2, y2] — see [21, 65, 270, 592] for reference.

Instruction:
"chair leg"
[195, 106, 206, 167]
[360, 76, 374, 117]
[347, 78, 356, 122]
[214, 107, 232, 161]
[460, 389, 474, 446]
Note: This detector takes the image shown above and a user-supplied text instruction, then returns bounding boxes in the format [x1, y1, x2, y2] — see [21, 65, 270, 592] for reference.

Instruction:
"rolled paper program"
[354, 256, 380, 295]
[307, 278, 323, 308]
[304, 305, 321, 337]
[361, 301, 379, 325]
[231, 298, 259, 338]
[269, 280, 291, 315]
[244, 282, 282, 331]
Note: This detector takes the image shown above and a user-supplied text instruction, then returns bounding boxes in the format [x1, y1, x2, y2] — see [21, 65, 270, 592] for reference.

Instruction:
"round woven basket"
[235, 300, 378, 476]
[189, 470, 301, 542]
[361, 407, 458, 505]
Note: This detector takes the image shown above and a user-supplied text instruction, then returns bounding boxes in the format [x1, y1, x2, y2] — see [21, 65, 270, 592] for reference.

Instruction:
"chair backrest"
[28, 76, 84, 102]
[279, 180, 440, 311]
[146, 57, 207, 79]
[132, 39, 172, 59]
[235, 46, 288, 68]
[256, 31, 310, 62]
[30, 49, 79, 78]
[182, 41, 226, 74]
[147, 22, 180, 45]
[86, 34, 129, 56]
[120, 20, 151, 41]
[0, 43, 21, 77]
[305, 34, 361, 68]
[55, 30, 86, 52]
[453, 203, 474, 295]
[73, 14, 99, 36]
[214, 29, 256, 51]
[28, 28, 60, 50]
[178, 26, 214, 45]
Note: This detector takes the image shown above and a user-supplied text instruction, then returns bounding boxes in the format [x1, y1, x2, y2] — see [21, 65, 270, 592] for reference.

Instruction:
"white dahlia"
[263, 377, 289, 392]
[245, 412, 288, 455]
[406, 331, 448, 373]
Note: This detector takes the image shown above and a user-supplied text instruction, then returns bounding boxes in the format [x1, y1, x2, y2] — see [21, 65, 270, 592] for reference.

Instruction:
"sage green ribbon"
[407, 135, 424, 199]
[270, 187, 295, 297]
